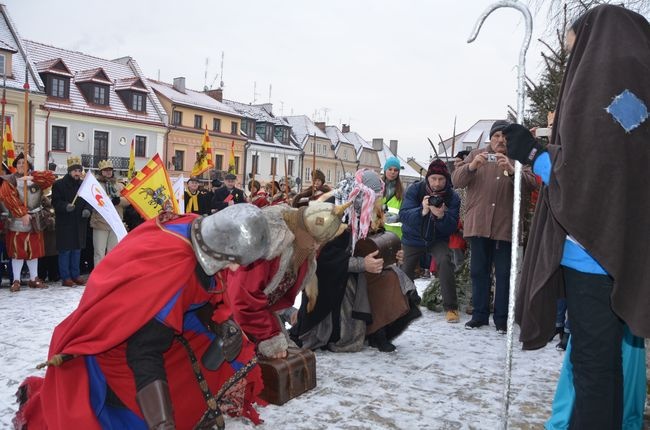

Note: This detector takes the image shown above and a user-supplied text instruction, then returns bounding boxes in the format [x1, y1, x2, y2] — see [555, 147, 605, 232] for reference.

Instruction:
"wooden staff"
[283, 154, 289, 195]
[1, 72, 6, 168]
[451, 115, 457, 158]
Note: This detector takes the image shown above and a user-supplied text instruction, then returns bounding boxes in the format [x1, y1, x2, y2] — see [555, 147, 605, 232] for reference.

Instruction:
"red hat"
[426, 159, 450, 182]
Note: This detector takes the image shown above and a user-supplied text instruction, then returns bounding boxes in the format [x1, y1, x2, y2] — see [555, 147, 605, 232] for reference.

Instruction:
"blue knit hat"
[383, 156, 401, 172]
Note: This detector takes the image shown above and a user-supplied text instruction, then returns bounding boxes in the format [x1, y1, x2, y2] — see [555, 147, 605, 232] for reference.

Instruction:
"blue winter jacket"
[399, 180, 460, 248]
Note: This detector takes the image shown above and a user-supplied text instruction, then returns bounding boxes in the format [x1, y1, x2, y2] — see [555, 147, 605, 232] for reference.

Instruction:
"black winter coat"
[211, 186, 245, 212]
[51, 174, 90, 250]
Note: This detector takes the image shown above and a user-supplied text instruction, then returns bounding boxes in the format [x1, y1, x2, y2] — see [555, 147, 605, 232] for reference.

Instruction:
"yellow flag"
[228, 140, 236, 174]
[191, 126, 214, 177]
[121, 154, 180, 220]
[127, 139, 136, 179]
[3, 119, 16, 172]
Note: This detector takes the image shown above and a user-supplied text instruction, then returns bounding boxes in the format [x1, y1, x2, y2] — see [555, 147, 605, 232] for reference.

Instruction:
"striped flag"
[190, 126, 214, 176]
[3, 118, 16, 172]
[121, 154, 180, 220]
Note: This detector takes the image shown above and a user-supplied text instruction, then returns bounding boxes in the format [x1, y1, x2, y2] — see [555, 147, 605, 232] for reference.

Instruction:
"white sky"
[5, 0, 552, 162]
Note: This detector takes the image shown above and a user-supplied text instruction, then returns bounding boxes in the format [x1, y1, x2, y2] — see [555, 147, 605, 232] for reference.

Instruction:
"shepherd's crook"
[467, 2, 532, 429]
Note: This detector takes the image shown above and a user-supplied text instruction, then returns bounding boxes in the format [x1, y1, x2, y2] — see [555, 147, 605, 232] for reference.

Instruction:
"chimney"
[342, 124, 350, 133]
[389, 139, 398, 155]
[372, 138, 384, 151]
[314, 121, 326, 132]
[173, 77, 186, 94]
[205, 88, 223, 102]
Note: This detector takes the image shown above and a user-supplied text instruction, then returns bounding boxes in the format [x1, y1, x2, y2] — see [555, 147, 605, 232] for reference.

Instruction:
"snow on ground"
[0, 279, 647, 429]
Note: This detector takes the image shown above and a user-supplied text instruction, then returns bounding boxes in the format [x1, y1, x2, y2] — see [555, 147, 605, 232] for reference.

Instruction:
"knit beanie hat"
[426, 159, 451, 182]
[489, 120, 510, 138]
[383, 156, 401, 172]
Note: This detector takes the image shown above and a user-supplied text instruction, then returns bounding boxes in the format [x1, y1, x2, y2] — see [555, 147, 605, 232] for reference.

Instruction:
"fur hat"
[427, 159, 451, 182]
[98, 159, 114, 171]
[12, 152, 33, 170]
[67, 156, 83, 172]
[312, 169, 326, 184]
[489, 120, 510, 139]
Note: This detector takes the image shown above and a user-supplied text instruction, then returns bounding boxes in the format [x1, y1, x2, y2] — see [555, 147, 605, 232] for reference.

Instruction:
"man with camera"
[400, 159, 461, 323]
[451, 120, 537, 333]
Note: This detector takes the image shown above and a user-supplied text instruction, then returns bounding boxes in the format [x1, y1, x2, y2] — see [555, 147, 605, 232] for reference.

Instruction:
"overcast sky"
[6, 0, 554, 162]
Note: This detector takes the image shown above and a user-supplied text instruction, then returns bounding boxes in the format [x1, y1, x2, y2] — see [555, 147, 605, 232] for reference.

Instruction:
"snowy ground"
[1, 279, 647, 429]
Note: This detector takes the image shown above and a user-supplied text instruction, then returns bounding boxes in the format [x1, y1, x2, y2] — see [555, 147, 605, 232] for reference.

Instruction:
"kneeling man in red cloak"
[14, 204, 271, 430]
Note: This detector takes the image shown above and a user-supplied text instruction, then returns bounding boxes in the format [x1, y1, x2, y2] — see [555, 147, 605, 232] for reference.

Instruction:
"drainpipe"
[165, 103, 176, 170]
[242, 140, 250, 190]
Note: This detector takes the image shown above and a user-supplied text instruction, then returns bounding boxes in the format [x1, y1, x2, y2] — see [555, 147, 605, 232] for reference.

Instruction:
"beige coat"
[451, 148, 537, 242]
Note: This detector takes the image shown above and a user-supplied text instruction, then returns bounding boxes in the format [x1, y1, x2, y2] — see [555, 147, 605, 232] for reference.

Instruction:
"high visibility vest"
[382, 194, 402, 239]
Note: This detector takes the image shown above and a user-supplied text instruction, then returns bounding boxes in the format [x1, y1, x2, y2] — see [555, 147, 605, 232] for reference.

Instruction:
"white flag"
[172, 174, 185, 215]
[77, 172, 128, 241]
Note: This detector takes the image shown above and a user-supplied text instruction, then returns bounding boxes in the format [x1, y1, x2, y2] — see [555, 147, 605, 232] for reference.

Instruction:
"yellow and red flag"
[228, 140, 236, 174]
[127, 138, 136, 180]
[121, 153, 180, 220]
[191, 126, 214, 177]
[3, 118, 16, 172]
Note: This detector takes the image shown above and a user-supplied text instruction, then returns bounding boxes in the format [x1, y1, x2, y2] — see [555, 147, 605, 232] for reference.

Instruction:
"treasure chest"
[353, 230, 401, 268]
[257, 347, 317, 405]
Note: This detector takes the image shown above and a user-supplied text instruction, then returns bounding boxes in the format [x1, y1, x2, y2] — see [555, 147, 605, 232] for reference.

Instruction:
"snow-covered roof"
[283, 115, 328, 146]
[343, 131, 375, 155]
[223, 99, 287, 126]
[0, 6, 44, 92]
[25, 40, 166, 125]
[324, 125, 353, 150]
[377, 144, 421, 179]
[149, 80, 240, 117]
[438, 119, 503, 156]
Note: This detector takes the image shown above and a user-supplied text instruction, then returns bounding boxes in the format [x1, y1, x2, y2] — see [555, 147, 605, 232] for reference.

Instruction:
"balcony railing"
[81, 154, 131, 170]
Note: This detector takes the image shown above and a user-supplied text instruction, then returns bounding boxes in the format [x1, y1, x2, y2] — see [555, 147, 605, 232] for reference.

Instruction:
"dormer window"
[0, 54, 5, 76]
[0, 46, 17, 78]
[115, 78, 148, 113]
[35, 58, 73, 100]
[93, 85, 108, 105]
[132, 93, 145, 112]
[49, 76, 69, 98]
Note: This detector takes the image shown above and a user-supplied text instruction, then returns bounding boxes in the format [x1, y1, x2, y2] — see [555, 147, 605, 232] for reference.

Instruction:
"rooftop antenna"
[219, 51, 224, 88]
[269, 84, 272, 103]
[253, 81, 260, 103]
[157, 69, 160, 81]
[203, 57, 209, 90]
[280, 101, 284, 115]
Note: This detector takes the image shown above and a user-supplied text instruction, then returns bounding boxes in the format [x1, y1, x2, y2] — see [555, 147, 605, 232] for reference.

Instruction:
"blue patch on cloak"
[605, 89, 648, 132]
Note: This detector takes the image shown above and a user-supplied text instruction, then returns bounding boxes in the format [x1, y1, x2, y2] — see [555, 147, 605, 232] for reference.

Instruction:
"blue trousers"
[58, 249, 81, 280]
[546, 326, 646, 430]
[468, 237, 511, 326]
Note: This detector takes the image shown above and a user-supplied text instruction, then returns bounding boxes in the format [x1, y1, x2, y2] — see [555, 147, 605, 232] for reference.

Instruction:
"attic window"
[92, 85, 108, 105]
[131, 93, 145, 112]
[49, 76, 69, 99]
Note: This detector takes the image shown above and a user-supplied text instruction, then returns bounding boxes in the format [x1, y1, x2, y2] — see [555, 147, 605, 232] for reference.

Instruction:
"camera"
[487, 153, 497, 163]
[427, 195, 444, 208]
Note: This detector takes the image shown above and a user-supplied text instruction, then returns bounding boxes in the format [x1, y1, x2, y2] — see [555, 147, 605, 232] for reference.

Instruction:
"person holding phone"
[211, 173, 245, 212]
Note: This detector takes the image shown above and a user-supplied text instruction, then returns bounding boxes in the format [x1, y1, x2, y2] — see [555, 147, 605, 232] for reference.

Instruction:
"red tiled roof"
[34, 58, 73, 77]
[74, 67, 112, 85]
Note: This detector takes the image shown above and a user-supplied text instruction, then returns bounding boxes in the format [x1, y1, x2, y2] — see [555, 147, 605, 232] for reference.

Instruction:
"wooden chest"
[257, 347, 317, 405]
[353, 230, 401, 268]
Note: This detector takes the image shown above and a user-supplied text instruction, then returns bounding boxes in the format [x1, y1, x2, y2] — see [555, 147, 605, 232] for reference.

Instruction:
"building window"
[50, 76, 67, 98]
[0, 54, 4, 76]
[173, 150, 184, 171]
[327, 170, 331, 182]
[251, 154, 259, 175]
[231, 122, 238, 135]
[213, 118, 221, 132]
[265, 124, 273, 142]
[194, 115, 203, 129]
[305, 167, 311, 181]
[270, 157, 277, 175]
[287, 159, 294, 176]
[135, 135, 146, 157]
[172, 111, 182, 126]
[93, 85, 108, 105]
[241, 119, 252, 136]
[132, 93, 145, 112]
[94, 131, 109, 159]
[51, 125, 67, 151]
[234, 156, 240, 174]
[215, 154, 223, 170]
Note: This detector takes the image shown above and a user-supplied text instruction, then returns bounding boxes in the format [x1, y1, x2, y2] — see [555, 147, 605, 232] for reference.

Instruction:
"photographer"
[400, 159, 461, 323]
[451, 120, 537, 333]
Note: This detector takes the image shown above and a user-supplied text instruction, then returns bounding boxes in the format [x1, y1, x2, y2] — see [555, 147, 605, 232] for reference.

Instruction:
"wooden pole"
[311, 134, 316, 193]
[1, 72, 6, 168]
[283, 154, 289, 196]
[451, 115, 457, 158]
[23, 69, 29, 207]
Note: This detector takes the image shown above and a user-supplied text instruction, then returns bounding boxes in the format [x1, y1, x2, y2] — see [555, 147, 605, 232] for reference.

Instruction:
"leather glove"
[503, 123, 545, 165]
[65, 203, 75, 212]
[111, 197, 121, 206]
[81, 209, 91, 218]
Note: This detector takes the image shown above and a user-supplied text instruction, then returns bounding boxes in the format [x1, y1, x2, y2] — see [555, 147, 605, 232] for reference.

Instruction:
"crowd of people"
[4, 5, 648, 430]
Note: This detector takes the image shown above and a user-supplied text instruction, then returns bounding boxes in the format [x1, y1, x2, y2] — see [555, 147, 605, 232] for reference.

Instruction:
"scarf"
[346, 169, 384, 250]
[186, 192, 199, 213]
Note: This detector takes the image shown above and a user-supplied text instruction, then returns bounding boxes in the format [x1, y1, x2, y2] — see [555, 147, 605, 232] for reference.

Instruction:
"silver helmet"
[191, 204, 270, 275]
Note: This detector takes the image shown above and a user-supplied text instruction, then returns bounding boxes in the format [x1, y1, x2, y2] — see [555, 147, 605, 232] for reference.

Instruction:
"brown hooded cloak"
[516, 5, 650, 349]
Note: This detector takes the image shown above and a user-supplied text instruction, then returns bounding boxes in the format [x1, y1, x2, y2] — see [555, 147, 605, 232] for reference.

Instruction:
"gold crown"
[98, 159, 114, 170]
[67, 156, 82, 167]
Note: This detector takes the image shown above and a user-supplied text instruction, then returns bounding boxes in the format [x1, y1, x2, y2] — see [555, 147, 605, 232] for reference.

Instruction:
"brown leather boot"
[135, 380, 176, 430]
